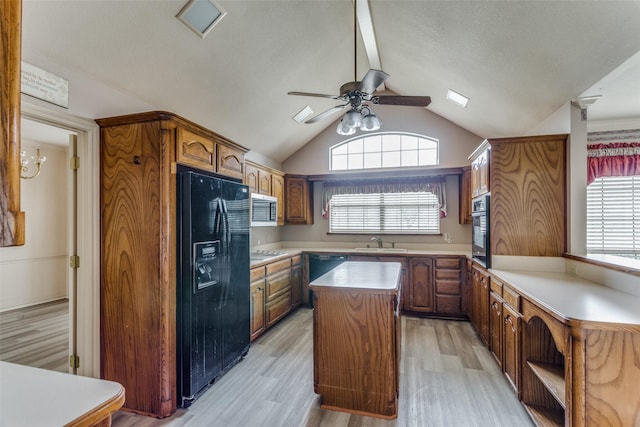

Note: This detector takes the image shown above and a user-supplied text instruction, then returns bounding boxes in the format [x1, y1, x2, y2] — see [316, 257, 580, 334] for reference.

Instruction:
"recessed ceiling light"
[176, 0, 226, 39]
[446, 89, 470, 108]
[293, 106, 313, 124]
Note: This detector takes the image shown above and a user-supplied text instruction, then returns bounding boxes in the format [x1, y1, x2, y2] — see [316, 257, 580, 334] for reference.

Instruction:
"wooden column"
[1, 0, 25, 246]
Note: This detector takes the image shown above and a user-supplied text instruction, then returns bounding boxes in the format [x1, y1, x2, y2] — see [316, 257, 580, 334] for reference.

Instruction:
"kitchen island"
[310, 261, 401, 419]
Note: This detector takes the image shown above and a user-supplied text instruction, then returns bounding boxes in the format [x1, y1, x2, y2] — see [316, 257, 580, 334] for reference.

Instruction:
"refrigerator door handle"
[219, 199, 231, 308]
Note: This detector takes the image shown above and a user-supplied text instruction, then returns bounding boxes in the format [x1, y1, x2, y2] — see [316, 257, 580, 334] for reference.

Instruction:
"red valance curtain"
[587, 130, 640, 185]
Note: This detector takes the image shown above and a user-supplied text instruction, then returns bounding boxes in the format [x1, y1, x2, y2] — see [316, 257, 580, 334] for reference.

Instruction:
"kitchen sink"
[353, 247, 408, 253]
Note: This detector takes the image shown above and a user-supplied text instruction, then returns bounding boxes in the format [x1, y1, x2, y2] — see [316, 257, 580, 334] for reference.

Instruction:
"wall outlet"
[443, 232, 452, 243]
[257, 239, 261, 245]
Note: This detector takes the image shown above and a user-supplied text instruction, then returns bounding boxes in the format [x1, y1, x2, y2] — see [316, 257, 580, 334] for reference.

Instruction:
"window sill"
[564, 253, 640, 277]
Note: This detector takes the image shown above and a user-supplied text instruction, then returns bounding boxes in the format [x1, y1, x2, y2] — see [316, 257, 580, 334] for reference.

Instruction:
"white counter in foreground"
[309, 261, 401, 292]
[0, 361, 125, 426]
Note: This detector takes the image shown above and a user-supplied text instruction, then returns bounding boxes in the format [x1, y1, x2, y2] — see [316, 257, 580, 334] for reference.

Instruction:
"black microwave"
[250, 193, 277, 226]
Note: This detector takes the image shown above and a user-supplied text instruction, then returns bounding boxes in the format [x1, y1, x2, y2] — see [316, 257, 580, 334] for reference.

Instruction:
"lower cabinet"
[502, 302, 521, 394]
[407, 258, 435, 313]
[471, 263, 490, 345]
[250, 254, 301, 341]
[489, 290, 504, 368]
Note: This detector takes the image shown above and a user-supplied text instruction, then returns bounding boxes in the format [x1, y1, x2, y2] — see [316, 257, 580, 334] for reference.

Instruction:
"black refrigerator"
[176, 167, 250, 407]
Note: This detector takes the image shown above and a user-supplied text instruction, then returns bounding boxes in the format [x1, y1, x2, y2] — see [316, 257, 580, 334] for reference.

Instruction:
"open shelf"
[524, 404, 565, 427]
[527, 361, 565, 409]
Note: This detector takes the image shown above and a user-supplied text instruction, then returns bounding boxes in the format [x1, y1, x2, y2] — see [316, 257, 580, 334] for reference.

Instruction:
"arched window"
[329, 132, 439, 171]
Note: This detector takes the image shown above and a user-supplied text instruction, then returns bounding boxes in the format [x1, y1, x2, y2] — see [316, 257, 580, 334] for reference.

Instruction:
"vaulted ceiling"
[20, 1, 640, 162]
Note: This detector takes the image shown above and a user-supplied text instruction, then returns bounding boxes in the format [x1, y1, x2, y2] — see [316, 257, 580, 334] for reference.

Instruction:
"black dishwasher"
[308, 254, 347, 307]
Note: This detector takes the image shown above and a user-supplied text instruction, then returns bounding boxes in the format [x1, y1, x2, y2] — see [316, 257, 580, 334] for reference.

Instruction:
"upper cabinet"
[459, 166, 472, 225]
[489, 134, 567, 257]
[285, 175, 313, 225]
[244, 160, 285, 226]
[470, 147, 490, 198]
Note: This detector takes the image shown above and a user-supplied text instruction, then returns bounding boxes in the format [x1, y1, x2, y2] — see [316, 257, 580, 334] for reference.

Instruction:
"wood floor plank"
[111, 308, 533, 427]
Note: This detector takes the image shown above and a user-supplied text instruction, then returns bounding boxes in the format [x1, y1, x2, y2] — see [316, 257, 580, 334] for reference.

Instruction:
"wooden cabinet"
[285, 175, 313, 225]
[312, 263, 400, 419]
[459, 166, 472, 225]
[217, 143, 244, 180]
[406, 258, 434, 313]
[489, 290, 504, 368]
[502, 300, 521, 394]
[471, 263, 490, 345]
[97, 111, 248, 418]
[244, 161, 285, 225]
[433, 256, 464, 316]
[265, 258, 292, 328]
[489, 134, 567, 257]
[470, 147, 489, 198]
[250, 267, 266, 341]
[290, 255, 302, 308]
[271, 173, 285, 226]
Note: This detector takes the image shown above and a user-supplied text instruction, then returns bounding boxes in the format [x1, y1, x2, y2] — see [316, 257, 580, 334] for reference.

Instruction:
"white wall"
[0, 140, 69, 311]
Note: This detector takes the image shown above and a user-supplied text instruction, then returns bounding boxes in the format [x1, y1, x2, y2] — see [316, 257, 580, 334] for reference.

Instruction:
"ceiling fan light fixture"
[343, 110, 363, 128]
[361, 113, 381, 131]
[337, 119, 357, 136]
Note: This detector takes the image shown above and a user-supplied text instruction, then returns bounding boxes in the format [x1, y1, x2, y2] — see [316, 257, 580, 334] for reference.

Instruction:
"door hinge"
[69, 255, 80, 269]
[70, 156, 80, 170]
[69, 354, 80, 369]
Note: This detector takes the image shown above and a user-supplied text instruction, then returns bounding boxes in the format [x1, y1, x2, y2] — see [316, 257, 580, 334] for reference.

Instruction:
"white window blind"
[329, 192, 440, 234]
[586, 176, 640, 260]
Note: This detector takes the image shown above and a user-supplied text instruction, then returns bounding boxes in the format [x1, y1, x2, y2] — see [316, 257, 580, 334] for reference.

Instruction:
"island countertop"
[309, 261, 401, 292]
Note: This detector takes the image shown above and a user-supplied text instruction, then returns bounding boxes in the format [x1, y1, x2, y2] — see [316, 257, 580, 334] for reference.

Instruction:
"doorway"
[0, 103, 101, 377]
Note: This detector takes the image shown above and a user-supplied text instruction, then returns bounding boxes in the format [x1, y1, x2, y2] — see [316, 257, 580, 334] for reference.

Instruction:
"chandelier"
[20, 147, 46, 179]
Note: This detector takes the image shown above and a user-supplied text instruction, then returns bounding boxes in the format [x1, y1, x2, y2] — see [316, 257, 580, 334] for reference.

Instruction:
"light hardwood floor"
[112, 308, 533, 427]
[0, 299, 69, 373]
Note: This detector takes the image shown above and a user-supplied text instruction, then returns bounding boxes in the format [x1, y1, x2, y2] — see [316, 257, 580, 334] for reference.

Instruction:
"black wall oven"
[472, 194, 490, 268]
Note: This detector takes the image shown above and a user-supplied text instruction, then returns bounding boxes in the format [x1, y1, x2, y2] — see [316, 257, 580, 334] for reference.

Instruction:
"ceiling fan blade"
[358, 69, 389, 94]
[288, 91, 342, 100]
[371, 95, 432, 107]
[305, 104, 348, 124]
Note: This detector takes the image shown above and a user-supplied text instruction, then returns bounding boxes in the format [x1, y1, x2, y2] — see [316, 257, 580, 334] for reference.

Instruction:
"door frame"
[21, 101, 100, 378]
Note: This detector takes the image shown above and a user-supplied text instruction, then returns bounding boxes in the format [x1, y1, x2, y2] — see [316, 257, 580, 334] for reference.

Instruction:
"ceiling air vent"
[177, 0, 227, 38]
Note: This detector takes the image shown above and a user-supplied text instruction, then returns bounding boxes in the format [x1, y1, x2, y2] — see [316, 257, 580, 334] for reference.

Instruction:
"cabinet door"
[271, 174, 285, 226]
[489, 291, 504, 368]
[250, 282, 265, 341]
[217, 143, 244, 180]
[459, 167, 472, 225]
[258, 170, 272, 195]
[407, 258, 434, 313]
[176, 127, 216, 171]
[503, 303, 521, 394]
[434, 257, 463, 316]
[285, 177, 313, 225]
[471, 264, 490, 345]
[290, 261, 302, 308]
[244, 163, 259, 193]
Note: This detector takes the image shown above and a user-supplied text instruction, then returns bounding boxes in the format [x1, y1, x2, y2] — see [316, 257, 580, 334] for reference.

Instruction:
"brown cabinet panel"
[258, 171, 272, 195]
[503, 303, 521, 394]
[266, 293, 291, 328]
[489, 291, 504, 368]
[250, 282, 265, 341]
[176, 127, 216, 171]
[266, 258, 291, 276]
[244, 163, 259, 193]
[436, 295, 461, 314]
[266, 271, 290, 302]
[285, 176, 313, 225]
[217, 143, 244, 180]
[435, 280, 460, 295]
[271, 173, 285, 226]
[459, 166, 472, 225]
[471, 148, 489, 198]
[291, 261, 302, 308]
[435, 257, 463, 269]
[407, 258, 434, 313]
[490, 134, 566, 257]
[471, 264, 490, 345]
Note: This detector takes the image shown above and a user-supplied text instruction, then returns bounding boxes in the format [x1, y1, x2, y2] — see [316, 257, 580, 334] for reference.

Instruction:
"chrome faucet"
[371, 236, 383, 248]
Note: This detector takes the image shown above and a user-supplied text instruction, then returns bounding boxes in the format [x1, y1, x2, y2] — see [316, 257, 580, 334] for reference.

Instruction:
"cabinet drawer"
[435, 280, 460, 295]
[291, 255, 301, 266]
[503, 285, 521, 311]
[436, 295, 461, 314]
[266, 293, 291, 327]
[490, 277, 503, 296]
[435, 269, 461, 280]
[435, 257, 463, 269]
[379, 256, 408, 268]
[176, 127, 216, 170]
[266, 258, 291, 275]
[250, 266, 265, 282]
[266, 271, 290, 301]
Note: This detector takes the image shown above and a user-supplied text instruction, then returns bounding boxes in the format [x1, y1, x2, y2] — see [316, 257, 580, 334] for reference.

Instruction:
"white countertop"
[309, 261, 401, 291]
[490, 270, 640, 327]
[0, 362, 124, 427]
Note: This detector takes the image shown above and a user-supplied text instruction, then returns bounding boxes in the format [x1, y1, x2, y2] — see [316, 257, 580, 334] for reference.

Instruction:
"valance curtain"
[587, 129, 640, 185]
[321, 178, 447, 218]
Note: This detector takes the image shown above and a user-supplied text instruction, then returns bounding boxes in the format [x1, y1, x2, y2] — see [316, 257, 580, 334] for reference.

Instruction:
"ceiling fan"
[287, 1, 431, 135]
